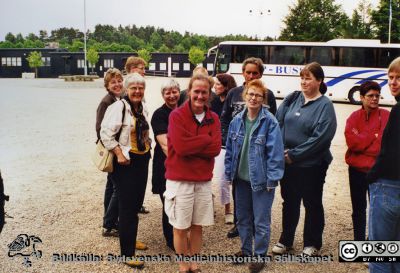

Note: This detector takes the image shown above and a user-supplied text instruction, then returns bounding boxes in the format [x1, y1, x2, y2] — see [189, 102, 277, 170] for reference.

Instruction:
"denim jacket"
[224, 106, 285, 191]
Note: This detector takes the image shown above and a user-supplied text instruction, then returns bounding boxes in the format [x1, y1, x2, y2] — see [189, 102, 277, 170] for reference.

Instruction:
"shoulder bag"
[92, 100, 126, 172]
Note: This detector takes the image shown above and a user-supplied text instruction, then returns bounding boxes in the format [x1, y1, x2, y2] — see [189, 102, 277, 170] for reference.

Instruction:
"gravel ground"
[0, 77, 382, 273]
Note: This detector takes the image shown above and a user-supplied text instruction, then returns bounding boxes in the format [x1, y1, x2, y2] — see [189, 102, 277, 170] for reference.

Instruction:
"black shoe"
[102, 227, 119, 237]
[248, 262, 265, 273]
[227, 226, 239, 238]
[232, 250, 246, 265]
[139, 206, 150, 214]
[167, 243, 175, 252]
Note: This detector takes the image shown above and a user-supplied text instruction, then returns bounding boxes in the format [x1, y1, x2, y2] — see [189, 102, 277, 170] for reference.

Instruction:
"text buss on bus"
[209, 39, 400, 105]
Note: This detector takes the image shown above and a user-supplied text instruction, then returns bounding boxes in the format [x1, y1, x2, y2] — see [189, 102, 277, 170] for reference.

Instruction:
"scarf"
[123, 96, 149, 151]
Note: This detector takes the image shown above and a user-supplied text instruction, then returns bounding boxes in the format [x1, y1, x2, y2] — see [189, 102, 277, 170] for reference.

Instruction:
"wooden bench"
[59, 75, 100, 82]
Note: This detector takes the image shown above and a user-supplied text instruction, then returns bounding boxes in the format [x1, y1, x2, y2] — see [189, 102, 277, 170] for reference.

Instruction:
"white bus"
[209, 39, 400, 105]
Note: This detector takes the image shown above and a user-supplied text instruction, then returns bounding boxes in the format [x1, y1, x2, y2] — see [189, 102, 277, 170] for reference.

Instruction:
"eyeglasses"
[246, 92, 264, 99]
[364, 94, 380, 99]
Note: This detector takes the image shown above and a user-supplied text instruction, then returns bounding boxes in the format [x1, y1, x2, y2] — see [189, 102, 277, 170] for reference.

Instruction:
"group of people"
[94, 54, 400, 273]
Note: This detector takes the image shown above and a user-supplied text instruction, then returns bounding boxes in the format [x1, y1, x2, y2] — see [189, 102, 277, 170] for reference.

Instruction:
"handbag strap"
[96, 99, 126, 144]
[115, 100, 126, 142]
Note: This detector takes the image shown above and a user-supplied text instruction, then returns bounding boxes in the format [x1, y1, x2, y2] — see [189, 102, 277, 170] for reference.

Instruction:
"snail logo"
[8, 234, 42, 267]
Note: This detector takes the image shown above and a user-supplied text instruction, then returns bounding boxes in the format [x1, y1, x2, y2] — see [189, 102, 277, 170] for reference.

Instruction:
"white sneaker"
[272, 243, 292, 254]
[302, 246, 319, 256]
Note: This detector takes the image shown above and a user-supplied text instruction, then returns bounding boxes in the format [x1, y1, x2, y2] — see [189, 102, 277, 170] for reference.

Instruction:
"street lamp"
[249, 8, 271, 40]
[83, 0, 87, 75]
[388, 0, 392, 44]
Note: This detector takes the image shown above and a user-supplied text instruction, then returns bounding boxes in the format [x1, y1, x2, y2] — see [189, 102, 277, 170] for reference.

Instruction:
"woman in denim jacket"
[224, 79, 284, 273]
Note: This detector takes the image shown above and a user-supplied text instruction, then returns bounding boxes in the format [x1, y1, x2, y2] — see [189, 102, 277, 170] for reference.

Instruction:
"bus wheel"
[348, 86, 362, 105]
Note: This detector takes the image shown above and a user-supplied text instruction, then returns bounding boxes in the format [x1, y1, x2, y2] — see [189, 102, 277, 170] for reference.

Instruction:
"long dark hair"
[300, 62, 327, 94]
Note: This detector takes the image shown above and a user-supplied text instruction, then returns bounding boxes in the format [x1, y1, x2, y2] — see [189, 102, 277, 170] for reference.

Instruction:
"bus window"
[232, 45, 267, 63]
[270, 46, 306, 65]
[215, 45, 232, 73]
[338, 47, 376, 67]
[309, 47, 334, 66]
[377, 48, 400, 68]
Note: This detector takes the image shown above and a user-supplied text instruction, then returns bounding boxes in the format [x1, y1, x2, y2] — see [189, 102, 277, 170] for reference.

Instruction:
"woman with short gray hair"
[100, 72, 151, 269]
[151, 78, 181, 251]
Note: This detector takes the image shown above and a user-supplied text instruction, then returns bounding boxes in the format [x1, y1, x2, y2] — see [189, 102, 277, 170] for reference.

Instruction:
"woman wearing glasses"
[101, 73, 151, 269]
[274, 62, 337, 257]
[224, 79, 284, 273]
[344, 81, 389, 241]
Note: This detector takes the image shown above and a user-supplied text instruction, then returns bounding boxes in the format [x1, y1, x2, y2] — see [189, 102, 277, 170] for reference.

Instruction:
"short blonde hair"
[125, 56, 146, 72]
[388, 57, 400, 73]
[192, 66, 208, 76]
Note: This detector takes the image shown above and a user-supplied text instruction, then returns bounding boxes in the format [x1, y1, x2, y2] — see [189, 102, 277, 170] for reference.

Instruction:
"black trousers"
[103, 173, 118, 229]
[348, 167, 369, 241]
[279, 163, 328, 249]
[113, 152, 150, 257]
[159, 193, 174, 249]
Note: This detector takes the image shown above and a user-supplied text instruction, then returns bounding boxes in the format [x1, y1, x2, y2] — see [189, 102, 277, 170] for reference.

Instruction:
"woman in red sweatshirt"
[164, 74, 221, 273]
[345, 80, 389, 241]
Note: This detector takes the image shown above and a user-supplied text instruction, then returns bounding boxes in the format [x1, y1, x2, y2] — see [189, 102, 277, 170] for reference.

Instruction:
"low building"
[0, 48, 215, 78]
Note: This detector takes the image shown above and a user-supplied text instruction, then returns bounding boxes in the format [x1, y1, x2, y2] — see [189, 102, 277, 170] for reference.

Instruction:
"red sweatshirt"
[165, 101, 221, 182]
[345, 107, 389, 173]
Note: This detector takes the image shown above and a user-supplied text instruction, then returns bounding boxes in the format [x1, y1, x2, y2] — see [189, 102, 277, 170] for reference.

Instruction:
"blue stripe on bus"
[379, 80, 388, 87]
[355, 73, 388, 84]
[326, 70, 383, 86]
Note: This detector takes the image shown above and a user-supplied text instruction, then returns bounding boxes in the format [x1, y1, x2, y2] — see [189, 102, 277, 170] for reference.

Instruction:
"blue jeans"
[103, 173, 118, 229]
[235, 178, 275, 256]
[369, 178, 400, 273]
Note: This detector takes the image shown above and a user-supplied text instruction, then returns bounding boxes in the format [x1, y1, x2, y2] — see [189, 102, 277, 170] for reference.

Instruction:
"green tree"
[137, 48, 152, 67]
[126, 35, 145, 51]
[39, 30, 48, 41]
[0, 41, 14, 48]
[173, 44, 186, 53]
[87, 48, 99, 73]
[280, 0, 348, 41]
[26, 51, 43, 78]
[23, 39, 36, 48]
[150, 32, 163, 49]
[371, 0, 400, 42]
[5, 32, 16, 43]
[69, 39, 84, 52]
[15, 33, 24, 43]
[188, 46, 205, 66]
[26, 33, 39, 41]
[14, 42, 24, 48]
[34, 40, 45, 48]
[343, 0, 374, 38]
[92, 24, 116, 42]
[50, 27, 79, 43]
[158, 44, 170, 53]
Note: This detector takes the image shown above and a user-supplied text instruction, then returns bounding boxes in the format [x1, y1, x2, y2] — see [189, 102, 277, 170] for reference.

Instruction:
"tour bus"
[209, 39, 400, 105]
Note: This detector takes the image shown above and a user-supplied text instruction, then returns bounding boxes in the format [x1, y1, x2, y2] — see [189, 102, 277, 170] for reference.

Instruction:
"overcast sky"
[0, 0, 379, 41]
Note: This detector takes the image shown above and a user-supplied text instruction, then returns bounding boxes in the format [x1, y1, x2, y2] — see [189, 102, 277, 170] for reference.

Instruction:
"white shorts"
[214, 148, 231, 205]
[164, 180, 214, 229]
